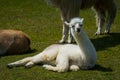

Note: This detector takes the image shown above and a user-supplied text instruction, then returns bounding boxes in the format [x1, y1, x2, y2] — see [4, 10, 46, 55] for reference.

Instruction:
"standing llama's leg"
[59, 23, 69, 43]
[67, 9, 79, 43]
[68, 29, 74, 43]
[105, 8, 117, 34]
[95, 11, 105, 35]
[59, 13, 73, 44]
[59, 7, 79, 43]
[59, 10, 69, 43]
[60, 24, 73, 44]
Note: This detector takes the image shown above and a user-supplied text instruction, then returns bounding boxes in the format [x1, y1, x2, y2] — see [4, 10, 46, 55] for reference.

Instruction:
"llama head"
[65, 18, 84, 33]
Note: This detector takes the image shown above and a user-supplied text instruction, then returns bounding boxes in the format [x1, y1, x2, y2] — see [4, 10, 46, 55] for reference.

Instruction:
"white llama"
[7, 18, 97, 72]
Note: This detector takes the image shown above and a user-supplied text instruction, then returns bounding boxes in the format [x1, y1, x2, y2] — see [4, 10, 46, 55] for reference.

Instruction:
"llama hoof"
[43, 64, 53, 71]
[104, 31, 110, 34]
[95, 32, 101, 35]
[7, 64, 13, 69]
[59, 40, 65, 44]
[43, 64, 49, 68]
[25, 65, 31, 68]
[67, 40, 72, 44]
[25, 62, 34, 68]
[70, 65, 79, 71]
[67, 42, 72, 44]
[24, 64, 33, 68]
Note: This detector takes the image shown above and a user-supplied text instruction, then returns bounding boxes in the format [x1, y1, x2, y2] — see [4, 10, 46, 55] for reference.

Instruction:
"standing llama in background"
[45, 0, 117, 43]
[7, 18, 97, 72]
[0, 30, 31, 56]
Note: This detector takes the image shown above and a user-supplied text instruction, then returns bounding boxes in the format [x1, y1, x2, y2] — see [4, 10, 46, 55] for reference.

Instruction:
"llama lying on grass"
[0, 30, 31, 56]
[7, 18, 97, 72]
[45, 0, 117, 43]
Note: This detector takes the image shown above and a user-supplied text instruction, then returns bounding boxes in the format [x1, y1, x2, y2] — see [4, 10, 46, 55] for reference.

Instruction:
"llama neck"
[75, 30, 93, 50]
[73, 30, 96, 61]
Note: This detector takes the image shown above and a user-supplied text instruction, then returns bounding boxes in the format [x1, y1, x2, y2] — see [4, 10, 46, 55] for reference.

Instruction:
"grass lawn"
[0, 0, 120, 80]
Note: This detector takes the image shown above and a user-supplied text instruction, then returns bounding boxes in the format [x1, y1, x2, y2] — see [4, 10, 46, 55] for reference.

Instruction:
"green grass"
[0, 0, 120, 80]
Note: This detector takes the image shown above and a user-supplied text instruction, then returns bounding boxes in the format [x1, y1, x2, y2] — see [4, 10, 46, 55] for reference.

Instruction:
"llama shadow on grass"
[91, 33, 120, 51]
[90, 33, 120, 72]
[90, 64, 113, 72]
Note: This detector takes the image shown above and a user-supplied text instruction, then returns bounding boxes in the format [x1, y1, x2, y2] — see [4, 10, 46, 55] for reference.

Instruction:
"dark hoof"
[95, 33, 102, 35]
[24, 65, 32, 69]
[58, 41, 66, 44]
[104, 32, 110, 34]
[7, 64, 13, 69]
[25, 65, 29, 68]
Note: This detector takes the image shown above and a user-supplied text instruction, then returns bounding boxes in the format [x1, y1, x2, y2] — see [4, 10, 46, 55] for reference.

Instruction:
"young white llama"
[0, 30, 31, 56]
[7, 18, 97, 72]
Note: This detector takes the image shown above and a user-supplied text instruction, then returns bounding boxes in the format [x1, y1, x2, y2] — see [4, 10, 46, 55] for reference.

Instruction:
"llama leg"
[67, 9, 79, 43]
[7, 45, 60, 69]
[59, 7, 79, 43]
[68, 28, 73, 43]
[95, 11, 105, 35]
[59, 24, 69, 43]
[105, 14, 112, 34]
[43, 62, 69, 72]
[7, 52, 46, 68]
[43, 64, 58, 72]
[24, 55, 43, 68]
[7, 57, 33, 68]
[25, 61, 34, 68]
[70, 65, 79, 71]
[43, 54, 69, 72]
[24, 53, 45, 68]
[59, 10, 69, 43]
[105, 9, 117, 34]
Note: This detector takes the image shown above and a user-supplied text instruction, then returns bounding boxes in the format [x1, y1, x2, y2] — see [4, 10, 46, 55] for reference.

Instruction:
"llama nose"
[77, 28, 80, 32]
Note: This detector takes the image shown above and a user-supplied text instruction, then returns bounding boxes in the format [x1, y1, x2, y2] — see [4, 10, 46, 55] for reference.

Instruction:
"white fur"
[7, 18, 97, 72]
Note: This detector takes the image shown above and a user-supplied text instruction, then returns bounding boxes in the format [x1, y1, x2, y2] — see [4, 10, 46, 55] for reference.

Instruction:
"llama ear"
[81, 18, 84, 22]
[64, 21, 70, 26]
